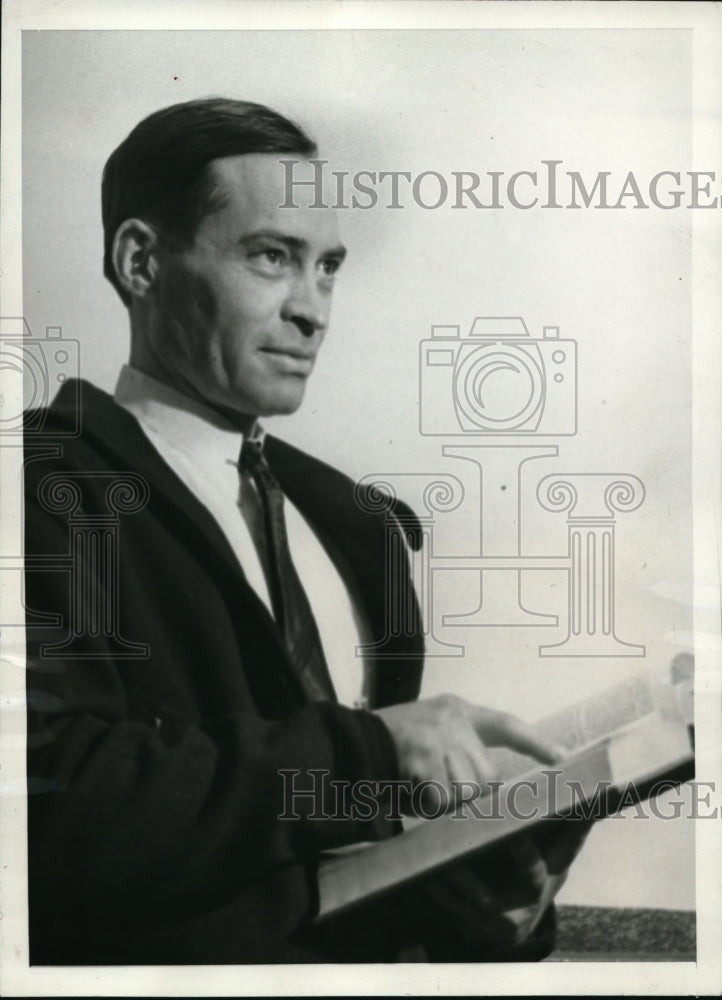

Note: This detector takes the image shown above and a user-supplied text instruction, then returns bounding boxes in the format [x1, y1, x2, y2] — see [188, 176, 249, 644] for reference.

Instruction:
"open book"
[317, 658, 694, 921]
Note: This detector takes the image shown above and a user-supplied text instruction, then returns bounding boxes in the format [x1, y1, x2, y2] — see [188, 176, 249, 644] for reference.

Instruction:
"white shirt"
[114, 365, 366, 707]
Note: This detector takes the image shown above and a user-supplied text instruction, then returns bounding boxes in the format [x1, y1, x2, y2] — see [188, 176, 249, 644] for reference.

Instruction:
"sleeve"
[24, 495, 402, 934]
[27, 677, 400, 913]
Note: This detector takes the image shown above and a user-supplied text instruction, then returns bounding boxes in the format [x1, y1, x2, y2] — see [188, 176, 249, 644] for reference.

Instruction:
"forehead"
[204, 153, 340, 245]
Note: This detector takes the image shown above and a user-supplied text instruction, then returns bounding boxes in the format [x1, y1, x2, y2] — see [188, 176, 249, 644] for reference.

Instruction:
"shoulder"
[23, 379, 157, 494]
[264, 434, 355, 488]
[264, 434, 365, 526]
[24, 379, 136, 452]
[265, 435, 423, 550]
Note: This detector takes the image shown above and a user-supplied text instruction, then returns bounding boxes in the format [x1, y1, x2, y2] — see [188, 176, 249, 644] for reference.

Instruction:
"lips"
[261, 347, 316, 362]
[260, 347, 316, 374]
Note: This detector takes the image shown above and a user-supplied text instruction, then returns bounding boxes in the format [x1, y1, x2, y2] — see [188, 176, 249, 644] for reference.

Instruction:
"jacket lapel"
[51, 380, 270, 600]
[49, 381, 422, 706]
[265, 436, 390, 652]
[265, 437, 425, 707]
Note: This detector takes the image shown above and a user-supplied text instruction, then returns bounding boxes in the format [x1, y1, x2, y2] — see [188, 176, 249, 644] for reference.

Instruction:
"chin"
[258, 397, 305, 418]
[255, 385, 308, 418]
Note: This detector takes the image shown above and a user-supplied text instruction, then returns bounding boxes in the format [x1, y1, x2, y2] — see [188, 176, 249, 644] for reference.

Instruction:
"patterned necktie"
[238, 436, 336, 703]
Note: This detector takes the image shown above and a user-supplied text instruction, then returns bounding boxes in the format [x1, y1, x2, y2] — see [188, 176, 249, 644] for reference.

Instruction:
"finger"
[441, 749, 487, 812]
[413, 779, 450, 817]
[503, 902, 548, 944]
[533, 817, 593, 873]
[471, 708, 565, 765]
[503, 836, 549, 898]
[431, 858, 550, 947]
[471, 837, 549, 906]
[405, 746, 450, 816]
[447, 729, 498, 788]
[404, 744, 446, 788]
[463, 849, 546, 914]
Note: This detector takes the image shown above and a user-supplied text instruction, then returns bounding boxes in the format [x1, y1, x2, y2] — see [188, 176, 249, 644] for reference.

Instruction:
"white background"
[22, 27, 695, 910]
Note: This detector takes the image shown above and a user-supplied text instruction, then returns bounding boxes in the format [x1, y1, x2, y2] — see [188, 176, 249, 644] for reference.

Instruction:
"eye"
[319, 257, 343, 278]
[246, 244, 292, 276]
[259, 247, 288, 267]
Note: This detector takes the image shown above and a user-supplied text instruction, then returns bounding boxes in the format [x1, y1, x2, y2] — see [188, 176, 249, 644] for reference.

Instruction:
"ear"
[111, 219, 160, 301]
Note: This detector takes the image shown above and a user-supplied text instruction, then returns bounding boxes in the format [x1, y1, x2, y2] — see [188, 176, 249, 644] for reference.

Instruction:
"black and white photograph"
[1, 1, 720, 995]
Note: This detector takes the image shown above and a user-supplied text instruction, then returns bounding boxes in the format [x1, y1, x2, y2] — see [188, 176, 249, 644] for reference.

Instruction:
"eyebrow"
[239, 229, 347, 260]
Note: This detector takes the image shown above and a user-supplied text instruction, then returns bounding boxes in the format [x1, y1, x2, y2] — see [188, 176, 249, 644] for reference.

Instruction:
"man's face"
[148, 153, 345, 421]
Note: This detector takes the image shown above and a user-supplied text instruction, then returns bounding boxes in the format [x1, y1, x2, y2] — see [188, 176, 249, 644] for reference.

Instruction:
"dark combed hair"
[101, 97, 317, 305]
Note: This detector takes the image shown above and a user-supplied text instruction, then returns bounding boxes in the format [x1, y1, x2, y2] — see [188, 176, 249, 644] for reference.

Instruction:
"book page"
[489, 671, 672, 782]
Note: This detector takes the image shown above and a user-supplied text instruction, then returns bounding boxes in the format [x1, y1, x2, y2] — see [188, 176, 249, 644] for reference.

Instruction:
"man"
[24, 98, 582, 964]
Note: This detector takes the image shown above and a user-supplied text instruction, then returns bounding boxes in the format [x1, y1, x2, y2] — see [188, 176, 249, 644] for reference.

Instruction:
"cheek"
[159, 260, 284, 375]
[217, 283, 281, 355]
[193, 281, 221, 325]
[169, 268, 218, 327]
[157, 271, 218, 361]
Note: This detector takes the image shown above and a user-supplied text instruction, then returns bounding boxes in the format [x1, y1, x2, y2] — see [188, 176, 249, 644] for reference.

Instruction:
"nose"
[280, 270, 330, 339]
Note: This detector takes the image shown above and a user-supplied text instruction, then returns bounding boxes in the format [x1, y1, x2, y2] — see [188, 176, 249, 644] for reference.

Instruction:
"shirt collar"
[114, 365, 263, 469]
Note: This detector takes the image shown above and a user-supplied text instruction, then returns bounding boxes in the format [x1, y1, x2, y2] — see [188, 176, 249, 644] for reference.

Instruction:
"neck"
[126, 362, 257, 440]
[127, 312, 259, 436]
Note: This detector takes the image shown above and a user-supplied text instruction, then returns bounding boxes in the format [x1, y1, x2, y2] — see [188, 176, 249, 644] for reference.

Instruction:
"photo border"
[1, 2, 720, 995]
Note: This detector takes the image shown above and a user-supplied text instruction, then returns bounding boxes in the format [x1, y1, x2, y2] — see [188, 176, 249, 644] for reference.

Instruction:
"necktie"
[238, 437, 336, 703]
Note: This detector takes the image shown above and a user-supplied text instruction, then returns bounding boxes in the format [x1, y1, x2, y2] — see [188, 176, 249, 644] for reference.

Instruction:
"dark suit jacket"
[24, 379, 424, 964]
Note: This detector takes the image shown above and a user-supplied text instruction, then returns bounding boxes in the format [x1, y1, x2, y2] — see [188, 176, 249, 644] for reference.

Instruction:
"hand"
[374, 694, 565, 814]
[416, 820, 592, 959]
